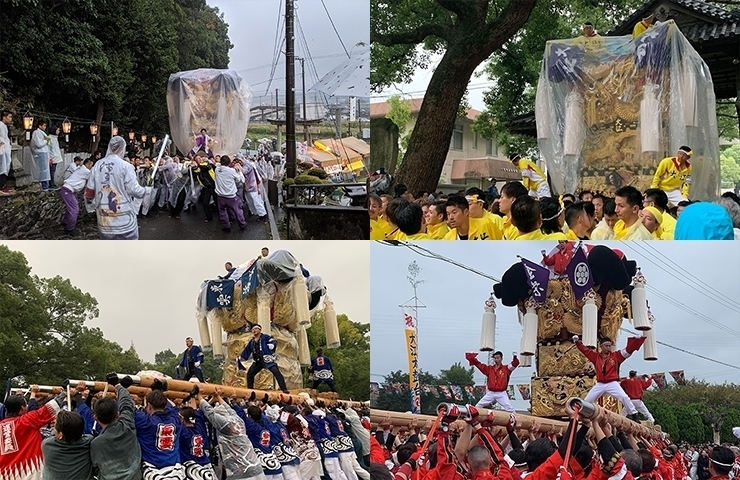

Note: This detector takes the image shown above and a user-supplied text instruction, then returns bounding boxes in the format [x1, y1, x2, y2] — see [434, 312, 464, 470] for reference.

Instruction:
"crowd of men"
[0, 375, 372, 480]
[369, 148, 740, 241]
[368, 405, 740, 480]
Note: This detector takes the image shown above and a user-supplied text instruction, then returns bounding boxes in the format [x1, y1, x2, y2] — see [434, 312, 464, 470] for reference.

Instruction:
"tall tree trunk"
[394, 0, 538, 194]
[91, 100, 104, 154]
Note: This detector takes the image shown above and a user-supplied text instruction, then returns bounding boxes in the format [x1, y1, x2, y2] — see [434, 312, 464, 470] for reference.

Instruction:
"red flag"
[625, 336, 647, 354]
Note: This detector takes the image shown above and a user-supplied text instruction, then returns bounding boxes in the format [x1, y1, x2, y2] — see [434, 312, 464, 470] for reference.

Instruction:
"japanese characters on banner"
[506, 385, 516, 401]
[403, 311, 421, 414]
[668, 370, 685, 385]
[651, 372, 668, 390]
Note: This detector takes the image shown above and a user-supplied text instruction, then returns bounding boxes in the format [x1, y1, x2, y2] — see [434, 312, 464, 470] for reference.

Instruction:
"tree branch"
[372, 24, 451, 45]
[436, 0, 478, 22]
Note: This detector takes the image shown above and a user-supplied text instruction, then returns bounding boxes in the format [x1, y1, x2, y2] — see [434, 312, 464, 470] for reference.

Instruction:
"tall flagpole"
[399, 261, 425, 413]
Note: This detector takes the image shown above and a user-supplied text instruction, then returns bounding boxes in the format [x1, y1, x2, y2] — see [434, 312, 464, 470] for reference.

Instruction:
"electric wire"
[320, 0, 350, 58]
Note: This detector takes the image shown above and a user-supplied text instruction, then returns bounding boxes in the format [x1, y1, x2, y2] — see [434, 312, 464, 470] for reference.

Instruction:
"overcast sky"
[370, 241, 740, 411]
[209, 0, 369, 98]
[2, 241, 369, 364]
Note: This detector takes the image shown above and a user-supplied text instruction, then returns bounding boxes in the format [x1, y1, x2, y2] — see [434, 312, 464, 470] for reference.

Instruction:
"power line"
[320, 0, 350, 58]
[265, 0, 285, 96]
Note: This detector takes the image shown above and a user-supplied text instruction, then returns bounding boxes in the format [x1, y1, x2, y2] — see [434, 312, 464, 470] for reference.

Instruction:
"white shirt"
[31, 128, 50, 154]
[0, 121, 10, 156]
[49, 135, 63, 164]
[85, 154, 147, 237]
[63, 165, 91, 193]
[214, 164, 244, 198]
[63, 162, 81, 180]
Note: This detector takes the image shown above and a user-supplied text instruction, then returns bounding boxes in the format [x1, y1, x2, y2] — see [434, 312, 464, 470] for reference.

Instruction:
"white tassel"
[521, 300, 538, 356]
[582, 290, 598, 348]
[682, 60, 698, 127]
[643, 310, 658, 360]
[196, 310, 211, 351]
[297, 326, 311, 366]
[640, 84, 661, 153]
[324, 296, 341, 348]
[632, 269, 651, 331]
[480, 296, 497, 352]
[564, 91, 585, 156]
[519, 336, 533, 367]
[293, 268, 311, 326]
[257, 286, 272, 336]
[536, 80, 551, 140]
[208, 309, 223, 359]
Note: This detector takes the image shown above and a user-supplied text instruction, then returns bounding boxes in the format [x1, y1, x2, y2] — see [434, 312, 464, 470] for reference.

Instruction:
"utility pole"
[399, 261, 426, 414]
[285, 0, 296, 178]
[297, 57, 308, 142]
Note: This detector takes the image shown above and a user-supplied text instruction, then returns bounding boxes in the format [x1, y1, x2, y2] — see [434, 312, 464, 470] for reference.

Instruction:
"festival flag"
[464, 385, 476, 401]
[438, 385, 452, 400]
[240, 260, 260, 299]
[506, 384, 516, 401]
[669, 370, 686, 385]
[206, 279, 235, 309]
[450, 385, 463, 402]
[517, 384, 531, 401]
[566, 244, 593, 299]
[370, 382, 379, 395]
[651, 373, 668, 390]
[520, 257, 551, 303]
[403, 311, 421, 413]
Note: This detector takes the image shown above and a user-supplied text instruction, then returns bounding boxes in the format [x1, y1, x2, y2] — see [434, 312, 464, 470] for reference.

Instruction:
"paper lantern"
[480, 296, 497, 352]
[293, 268, 311, 326]
[256, 286, 272, 336]
[640, 84, 661, 153]
[324, 296, 341, 348]
[582, 290, 598, 348]
[521, 300, 538, 356]
[564, 91, 585, 156]
[62, 118, 71, 142]
[196, 310, 211, 351]
[631, 269, 651, 330]
[208, 309, 223, 359]
[297, 326, 310, 366]
[643, 311, 658, 361]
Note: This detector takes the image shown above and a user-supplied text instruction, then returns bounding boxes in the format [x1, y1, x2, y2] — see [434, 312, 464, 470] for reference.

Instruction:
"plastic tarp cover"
[535, 20, 720, 200]
[257, 250, 299, 284]
[167, 69, 252, 157]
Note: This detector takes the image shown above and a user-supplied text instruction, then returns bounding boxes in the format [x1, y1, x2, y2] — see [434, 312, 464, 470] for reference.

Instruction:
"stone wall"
[0, 190, 98, 239]
[285, 205, 369, 240]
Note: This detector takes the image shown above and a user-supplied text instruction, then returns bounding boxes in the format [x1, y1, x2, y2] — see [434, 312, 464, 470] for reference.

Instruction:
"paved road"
[138, 204, 269, 240]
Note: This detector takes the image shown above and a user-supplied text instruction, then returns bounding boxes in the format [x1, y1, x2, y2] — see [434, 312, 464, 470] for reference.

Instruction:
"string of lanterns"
[21, 111, 159, 146]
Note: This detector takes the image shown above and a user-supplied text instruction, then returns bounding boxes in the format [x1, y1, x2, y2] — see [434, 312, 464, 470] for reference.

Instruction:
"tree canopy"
[0, 0, 232, 152]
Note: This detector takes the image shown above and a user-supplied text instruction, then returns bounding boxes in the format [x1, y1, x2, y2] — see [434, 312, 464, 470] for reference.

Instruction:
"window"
[486, 139, 493, 156]
[473, 131, 478, 149]
[451, 124, 463, 150]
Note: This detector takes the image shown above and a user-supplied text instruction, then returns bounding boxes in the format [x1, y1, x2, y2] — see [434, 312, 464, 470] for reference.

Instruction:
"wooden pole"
[65, 375, 368, 409]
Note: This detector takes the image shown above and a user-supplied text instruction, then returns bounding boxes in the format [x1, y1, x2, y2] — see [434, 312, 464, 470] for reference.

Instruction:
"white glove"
[268, 343, 276, 350]
[572, 335, 580, 342]
[194, 362, 201, 367]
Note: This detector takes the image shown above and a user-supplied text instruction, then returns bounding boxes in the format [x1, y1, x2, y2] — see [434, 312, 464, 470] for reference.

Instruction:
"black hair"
[368, 462, 393, 480]
[710, 446, 734, 475]
[465, 187, 488, 206]
[644, 188, 669, 211]
[721, 191, 740, 206]
[0, 110, 12, 119]
[638, 449, 656, 473]
[526, 438, 556, 471]
[501, 182, 528, 199]
[417, 190, 428, 198]
[508, 448, 526, 468]
[539, 197, 562, 234]
[429, 200, 447, 220]
[603, 198, 616, 216]
[180, 406, 197, 424]
[55, 410, 85, 443]
[583, 22, 593, 26]
[145, 390, 168, 410]
[94, 397, 118, 425]
[396, 443, 416, 465]
[619, 449, 641, 477]
[394, 183, 408, 198]
[316, 348, 323, 355]
[368, 193, 382, 207]
[445, 194, 469, 212]
[220, 155, 231, 166]
[510, 196, 540, 233]
[565, 201, 593, 228]
[562, 193, 576, 204]
[493, 351, 503, 357]
[615, 186, 643, 208]
[37, 120, 47, 128]
[385, 198, 405, 226]
[575, 444, 593, 472]
[394, 200, 424, 235]
[4, 395, 26, 416]
[578, 190, 593, 200]
[247, 405, 262, 422]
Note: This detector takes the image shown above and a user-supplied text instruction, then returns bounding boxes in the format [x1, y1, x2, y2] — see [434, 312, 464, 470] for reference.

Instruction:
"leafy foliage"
[0, 0, 232, 150]
[720, 144, 740, 186]
[0, 245, 146, 398]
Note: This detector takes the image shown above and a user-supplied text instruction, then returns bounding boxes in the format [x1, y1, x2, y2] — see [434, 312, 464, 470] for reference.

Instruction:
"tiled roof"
[683, 20, 740, 41]
[610, 0, 740, 36]
[370, 97, 481, 121]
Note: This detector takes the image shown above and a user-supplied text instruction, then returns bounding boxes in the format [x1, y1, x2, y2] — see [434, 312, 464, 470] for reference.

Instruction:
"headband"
[542, 207, 564, 221]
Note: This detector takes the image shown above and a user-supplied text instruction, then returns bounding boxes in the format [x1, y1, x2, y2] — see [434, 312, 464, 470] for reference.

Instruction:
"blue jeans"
[49, 163, 57, 187]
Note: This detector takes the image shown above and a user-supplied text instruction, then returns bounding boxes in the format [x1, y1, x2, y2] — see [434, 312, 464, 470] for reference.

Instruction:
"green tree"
[644, 398, 679, 440]
[438, 362, 474, 386]
[371, 0, 538, 194]
[305, 312, 370, 402]
[720, 152, 740, 186]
